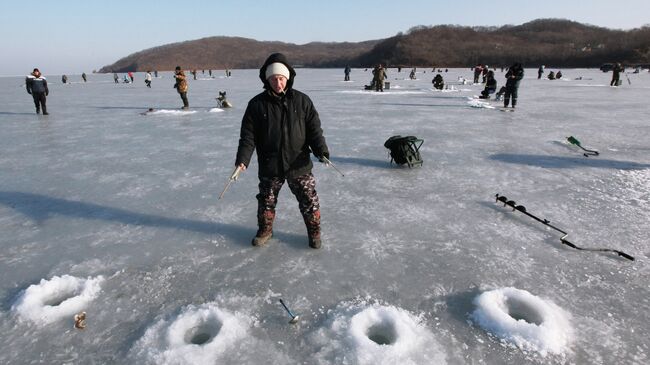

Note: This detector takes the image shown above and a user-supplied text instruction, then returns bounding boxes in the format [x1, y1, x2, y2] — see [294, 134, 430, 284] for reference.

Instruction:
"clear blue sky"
[2, 0, 648, 75]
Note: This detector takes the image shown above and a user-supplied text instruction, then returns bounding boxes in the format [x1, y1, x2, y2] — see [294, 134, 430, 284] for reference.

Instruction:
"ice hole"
[366, 321, 397, 345]
[506, 297, 544, 325]
[184, 322, 222, 346]
[42, 288, 79, 307]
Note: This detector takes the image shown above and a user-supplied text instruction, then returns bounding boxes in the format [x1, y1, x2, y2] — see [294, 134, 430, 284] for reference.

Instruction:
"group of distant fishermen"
[24, 60, 629, 116]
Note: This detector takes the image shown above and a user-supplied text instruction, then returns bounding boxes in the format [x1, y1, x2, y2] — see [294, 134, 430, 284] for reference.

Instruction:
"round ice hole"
[366, 321, 397, 345]
[506, 296, 544, 325]
[42, 288, 79, 307]
[184, 323, 222, 345]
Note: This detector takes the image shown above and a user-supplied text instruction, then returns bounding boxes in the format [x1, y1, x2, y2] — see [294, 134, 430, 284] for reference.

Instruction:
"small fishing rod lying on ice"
[495, 194, 634, 261]
[566, 136, 599, 157]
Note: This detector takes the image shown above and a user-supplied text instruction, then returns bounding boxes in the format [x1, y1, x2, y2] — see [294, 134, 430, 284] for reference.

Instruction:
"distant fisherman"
[62, 75, 68, 84]
[503, 62, 524, 109]
[145, 71, 152, 88]
[432, 73, 444, 90]
[372, 64, 387, 92]
[610, 62, 623, 87]
[82, 72, 87, 82]
[26, 68, 49, 115]
[479, 70, 497, 99]
[173, 66, 189, 109]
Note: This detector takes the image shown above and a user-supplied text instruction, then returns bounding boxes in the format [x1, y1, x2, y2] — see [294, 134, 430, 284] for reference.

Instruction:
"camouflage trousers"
[257, 173, 321, 238]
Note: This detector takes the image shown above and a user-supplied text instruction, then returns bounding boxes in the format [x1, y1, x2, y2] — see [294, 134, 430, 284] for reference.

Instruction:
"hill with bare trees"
[98, 19, 650, 72]
[98, 36, 379, 72]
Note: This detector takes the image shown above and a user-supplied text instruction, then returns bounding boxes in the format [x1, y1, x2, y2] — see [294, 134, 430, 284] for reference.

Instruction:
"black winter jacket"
[485, 77, 497, 92]
[236, 53, 329, 179]
[26, 75, 49, 95]
[505, 64, 524, 88]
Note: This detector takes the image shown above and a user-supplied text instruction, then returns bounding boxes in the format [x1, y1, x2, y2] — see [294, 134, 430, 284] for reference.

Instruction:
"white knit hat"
[265, 62, 290, 80]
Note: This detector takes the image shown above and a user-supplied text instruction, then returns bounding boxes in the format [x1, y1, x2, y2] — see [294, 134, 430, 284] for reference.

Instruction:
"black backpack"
[384, 135, 424, 167]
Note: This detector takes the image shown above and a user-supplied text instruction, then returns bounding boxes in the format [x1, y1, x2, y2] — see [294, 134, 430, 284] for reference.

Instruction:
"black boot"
[252, 210, 274, 246]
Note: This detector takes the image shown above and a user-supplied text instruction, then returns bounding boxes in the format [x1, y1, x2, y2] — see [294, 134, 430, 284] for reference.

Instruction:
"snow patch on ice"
[11, 274, 104, 324]
[148, 109, 197, 115]
[311, 299, 447, 365]
[208, 107, 225, 113]
[129, 302, 251, 365]
[471, 287, 572, 356]
[467, 99, 495, 109]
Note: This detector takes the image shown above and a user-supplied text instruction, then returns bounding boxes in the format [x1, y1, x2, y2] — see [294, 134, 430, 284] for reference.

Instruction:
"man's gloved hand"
[318, 151, 330, 163]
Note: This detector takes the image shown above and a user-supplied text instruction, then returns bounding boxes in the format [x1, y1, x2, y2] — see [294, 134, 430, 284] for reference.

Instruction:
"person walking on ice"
[145, 71, 152, 88]
[25, 68, 49, 115]
[234, 53, 330, 249]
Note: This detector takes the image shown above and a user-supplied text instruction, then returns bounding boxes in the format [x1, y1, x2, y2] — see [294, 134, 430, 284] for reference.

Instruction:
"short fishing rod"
[278, 299, 300, 324]
[567, 136, 599, 157]
[320, 156, 345, 177]
[218, 165, 242, 200]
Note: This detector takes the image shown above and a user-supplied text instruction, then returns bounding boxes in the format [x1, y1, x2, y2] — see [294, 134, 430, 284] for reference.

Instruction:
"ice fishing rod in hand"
[218, 165, 243, 200]
[319, 155, 345, 177]
[495, 194, 634, 261]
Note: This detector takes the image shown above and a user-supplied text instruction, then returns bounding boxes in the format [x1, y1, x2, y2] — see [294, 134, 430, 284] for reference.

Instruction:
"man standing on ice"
[372, 64, 387, 92]
[503, 62, 524, 109]
[25, 68, 49, 115]
[173, 66, 189, 109]
[610, 62, 623, 86]
[234, 53, 330, 249]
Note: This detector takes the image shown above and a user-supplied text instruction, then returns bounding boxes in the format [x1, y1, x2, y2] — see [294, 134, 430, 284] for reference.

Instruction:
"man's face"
[268, 75, 287, 94]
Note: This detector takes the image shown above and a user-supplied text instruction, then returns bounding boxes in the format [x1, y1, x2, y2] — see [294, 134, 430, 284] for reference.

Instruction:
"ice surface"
[0, 68, 649, 364]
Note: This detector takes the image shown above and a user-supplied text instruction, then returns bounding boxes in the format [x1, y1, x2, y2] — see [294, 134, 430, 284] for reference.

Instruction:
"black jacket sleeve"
[235, 101, 257, 167]
[304, 99, 328, 158]
[44, 79, 49, 96]
[26, 77, 32, 94]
